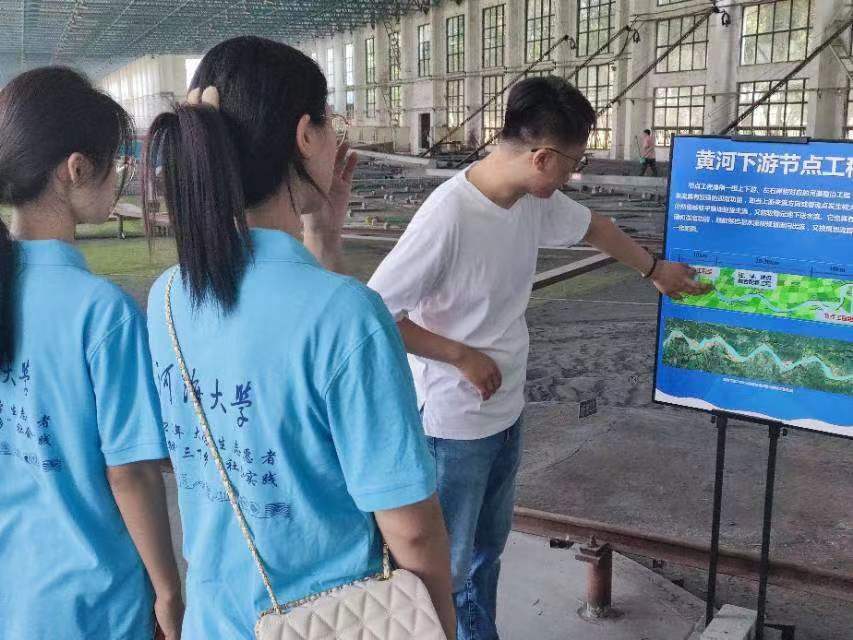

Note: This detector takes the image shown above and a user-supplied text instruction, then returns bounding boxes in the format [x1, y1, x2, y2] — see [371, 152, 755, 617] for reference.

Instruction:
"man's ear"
[531, 149, 549, 172]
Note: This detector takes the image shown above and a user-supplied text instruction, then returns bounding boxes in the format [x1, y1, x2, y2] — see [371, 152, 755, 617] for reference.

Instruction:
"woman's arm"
[375, 495, 456, 640]
[107, 460, 184, 640]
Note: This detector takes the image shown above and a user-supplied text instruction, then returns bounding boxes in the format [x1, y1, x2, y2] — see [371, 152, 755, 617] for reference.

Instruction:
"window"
[365, 37, 375, 84]
[310, 52, 318, 62]
[577, 0, 614, 57]
[658, 0, 689, 4]
[653, 85, 706, 146]
[741, 0, 810, 66]
[736, 78, 807, 137]
[344, 43, 354, 87]
[325, 48, 335, 90]
[446, 79, 465, 128]
[482, 75, 505, 142]
[389, 85, 402, 126]
[577, 64, 615, 149]
[366, 87, 377, 119]
[389, 31, 401, 82]
[525, 69, 552, 78]
[482, 5, 505, 69]
[346, 90, 355, 120]
[656, 14, 708, 73]
[526, 0, 554, 62]
[447, 15, 465, 74]
[418, 24, 431, 77]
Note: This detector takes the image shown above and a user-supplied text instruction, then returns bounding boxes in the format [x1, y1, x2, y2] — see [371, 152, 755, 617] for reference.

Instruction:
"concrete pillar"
[504, 0, 524, 73]
[705, 9, 740, 136]
[465, 0, 482, 146]
[810, 0, 849, 138]
[623, 0, 656, 160]
[432, 6, 448, 130]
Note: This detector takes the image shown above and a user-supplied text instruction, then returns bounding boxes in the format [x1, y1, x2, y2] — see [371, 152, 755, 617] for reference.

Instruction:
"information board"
[654, 136, 853, 437]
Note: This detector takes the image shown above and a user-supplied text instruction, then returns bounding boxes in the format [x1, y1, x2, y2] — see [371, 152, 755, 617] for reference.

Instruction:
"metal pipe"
[720, 15, 853, 135]
[706, 414, 729, 625]
[421, 34, 571, 158]
[454, 24, 641, 168]
[514, 507, 853, 603]
[605, 8, 715, 114]
[756, 425, 782, 640]
[575, 538, 613, 617]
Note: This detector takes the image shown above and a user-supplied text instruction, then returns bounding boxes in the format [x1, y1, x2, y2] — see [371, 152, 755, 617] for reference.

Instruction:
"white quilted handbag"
[165, 270, 447, 640]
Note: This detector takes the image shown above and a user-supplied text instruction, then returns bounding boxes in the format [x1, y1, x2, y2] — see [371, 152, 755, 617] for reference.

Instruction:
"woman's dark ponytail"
[144, 105, 249, 312]
[143, 36, 330, 313]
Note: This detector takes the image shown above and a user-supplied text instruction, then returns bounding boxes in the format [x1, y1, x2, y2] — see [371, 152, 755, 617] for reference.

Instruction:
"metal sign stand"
[705, 413, 786, 640]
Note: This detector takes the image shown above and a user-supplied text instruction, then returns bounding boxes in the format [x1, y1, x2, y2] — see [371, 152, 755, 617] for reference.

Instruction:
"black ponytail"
[143, 36, 329, 313]
[145, 106, 249, 312]
[0, 66, 133, 367]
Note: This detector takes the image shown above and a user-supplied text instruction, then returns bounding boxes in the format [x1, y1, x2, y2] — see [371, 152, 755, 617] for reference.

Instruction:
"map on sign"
[654, 136, 853, 437]
[677, 268, 853, 326]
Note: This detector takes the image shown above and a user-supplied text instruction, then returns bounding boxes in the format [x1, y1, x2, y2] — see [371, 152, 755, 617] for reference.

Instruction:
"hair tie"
[186, 85, 220, 110]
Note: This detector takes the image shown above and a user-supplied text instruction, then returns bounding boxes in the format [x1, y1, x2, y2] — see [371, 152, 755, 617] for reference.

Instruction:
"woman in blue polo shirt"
[142, 36, 455, 639]
[0, 68, 182, 639]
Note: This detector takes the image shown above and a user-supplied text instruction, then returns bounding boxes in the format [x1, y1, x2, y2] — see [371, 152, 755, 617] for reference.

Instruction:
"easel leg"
[756, 424, 782, 640]
[706, 414, 728, 626]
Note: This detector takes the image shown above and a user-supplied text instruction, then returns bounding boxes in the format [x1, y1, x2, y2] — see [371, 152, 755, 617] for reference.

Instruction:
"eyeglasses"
[530, 147, 587, 172]
[327, 113, 350, 147]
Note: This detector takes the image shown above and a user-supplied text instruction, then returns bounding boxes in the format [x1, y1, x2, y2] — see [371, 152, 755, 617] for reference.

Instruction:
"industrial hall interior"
[1, 1, 852, 640]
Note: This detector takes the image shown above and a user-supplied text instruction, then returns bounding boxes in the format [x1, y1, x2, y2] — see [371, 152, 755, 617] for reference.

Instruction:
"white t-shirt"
[368, 168, 592, 440]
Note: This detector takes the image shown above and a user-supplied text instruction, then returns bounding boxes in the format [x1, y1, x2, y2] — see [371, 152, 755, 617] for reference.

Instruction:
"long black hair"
[143, 36, 329, 312]
[0, 66, 134, 368]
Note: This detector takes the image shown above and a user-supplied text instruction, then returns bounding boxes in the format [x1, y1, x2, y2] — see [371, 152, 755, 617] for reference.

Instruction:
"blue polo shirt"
[0, 240, 168, 639]
[146, 228, 436, 639]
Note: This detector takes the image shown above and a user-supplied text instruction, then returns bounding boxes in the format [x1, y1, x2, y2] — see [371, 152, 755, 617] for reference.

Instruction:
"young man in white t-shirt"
[368, 77, 709, 640]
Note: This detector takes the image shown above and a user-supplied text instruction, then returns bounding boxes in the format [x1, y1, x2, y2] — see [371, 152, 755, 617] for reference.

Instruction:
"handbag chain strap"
[163, 268, 391, 616]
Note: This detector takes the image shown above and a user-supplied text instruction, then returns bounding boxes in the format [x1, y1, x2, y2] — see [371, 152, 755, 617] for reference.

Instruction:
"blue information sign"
[654, 136, 853, 437]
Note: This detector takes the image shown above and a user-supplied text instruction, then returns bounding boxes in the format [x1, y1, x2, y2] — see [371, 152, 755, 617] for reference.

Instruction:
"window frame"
[446, 15, 465, 74]
[577, 0, 615, 57]
[525, 0, 554, 63]
[652, 85, 706, 147]
[418, 24, 432, 77]
[655, 14, 709, 73]
[482, 5, 505, 69]
[740, 0, 811, 66]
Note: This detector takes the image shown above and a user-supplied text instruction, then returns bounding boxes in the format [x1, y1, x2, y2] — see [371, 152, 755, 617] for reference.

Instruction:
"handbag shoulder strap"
[164, 268, 283, 614]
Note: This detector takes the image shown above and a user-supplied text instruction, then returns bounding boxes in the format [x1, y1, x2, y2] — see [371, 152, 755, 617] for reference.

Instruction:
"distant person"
[142, 36, 455, 639]
[0, 67, 182, 639]
[639, 128, 658, 176]
[368, 76, 710, 640]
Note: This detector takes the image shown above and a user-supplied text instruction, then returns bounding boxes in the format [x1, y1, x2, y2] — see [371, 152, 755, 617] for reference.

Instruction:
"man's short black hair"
[500, 76, 596, 147]
[644, 128, 651, 135]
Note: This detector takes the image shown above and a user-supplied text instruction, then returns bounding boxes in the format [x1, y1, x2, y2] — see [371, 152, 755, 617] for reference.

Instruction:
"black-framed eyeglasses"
[530, 147, 587, 172]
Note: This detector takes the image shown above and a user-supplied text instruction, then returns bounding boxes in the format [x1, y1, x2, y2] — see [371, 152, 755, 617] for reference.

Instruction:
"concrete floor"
[163, 468, 706, 640]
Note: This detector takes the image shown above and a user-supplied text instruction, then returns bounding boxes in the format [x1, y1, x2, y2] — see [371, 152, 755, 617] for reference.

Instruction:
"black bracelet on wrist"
[642, 255, 658, 279]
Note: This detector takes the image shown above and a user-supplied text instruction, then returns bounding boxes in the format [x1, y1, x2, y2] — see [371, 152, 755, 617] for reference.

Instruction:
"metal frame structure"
[0, 0, 432, 86]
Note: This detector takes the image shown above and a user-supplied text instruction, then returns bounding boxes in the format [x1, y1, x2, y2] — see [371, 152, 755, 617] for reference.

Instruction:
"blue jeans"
[427, 417, 523, 640]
